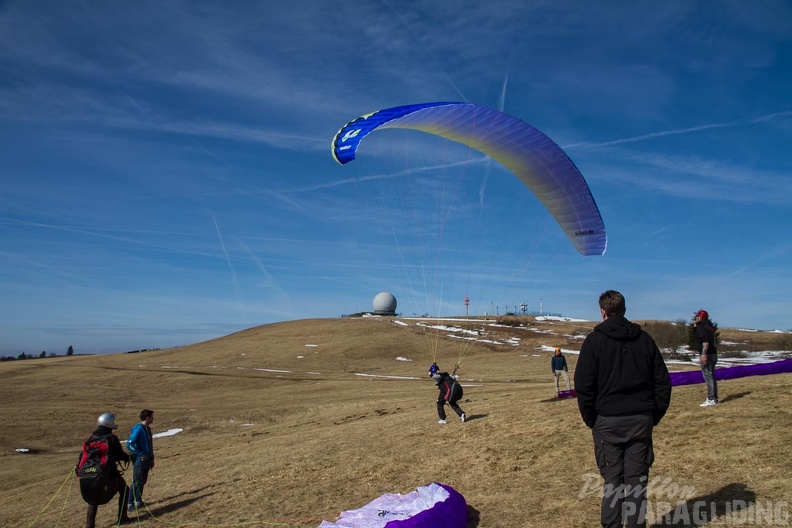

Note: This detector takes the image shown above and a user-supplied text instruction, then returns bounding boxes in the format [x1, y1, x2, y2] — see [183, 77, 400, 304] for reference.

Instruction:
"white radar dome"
[372, 292, 397, 315]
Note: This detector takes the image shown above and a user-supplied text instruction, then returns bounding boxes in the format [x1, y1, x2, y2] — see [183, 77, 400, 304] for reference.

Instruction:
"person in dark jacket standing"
[694, 309, 718, 407]
[574, 290, 672, 528]
[127, 409, 155, 513]
[77, 413, 133, 527]
[429, 363, 466, 424]
[551, 346, 571, 392]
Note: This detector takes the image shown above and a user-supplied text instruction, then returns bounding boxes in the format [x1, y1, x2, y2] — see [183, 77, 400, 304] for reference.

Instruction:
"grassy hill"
[1, 316, 790, 527]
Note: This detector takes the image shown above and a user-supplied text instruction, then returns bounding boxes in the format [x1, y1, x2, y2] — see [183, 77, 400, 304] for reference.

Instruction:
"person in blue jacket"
[126, 409, 155, 513]
[551, 346, 571, 392]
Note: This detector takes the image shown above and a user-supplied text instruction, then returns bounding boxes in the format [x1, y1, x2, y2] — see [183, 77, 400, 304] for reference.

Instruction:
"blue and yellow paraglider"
[332, 101, 607, 256]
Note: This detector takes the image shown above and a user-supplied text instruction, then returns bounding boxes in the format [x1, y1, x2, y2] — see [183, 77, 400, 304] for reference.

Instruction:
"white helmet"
[97, 413, 118, 429]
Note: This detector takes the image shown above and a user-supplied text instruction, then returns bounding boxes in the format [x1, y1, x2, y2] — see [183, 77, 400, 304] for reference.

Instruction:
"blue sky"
[1, 1, 791, 355]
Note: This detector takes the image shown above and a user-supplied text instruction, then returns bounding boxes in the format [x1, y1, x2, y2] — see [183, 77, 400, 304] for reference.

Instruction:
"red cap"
[695, 309, 709, 320]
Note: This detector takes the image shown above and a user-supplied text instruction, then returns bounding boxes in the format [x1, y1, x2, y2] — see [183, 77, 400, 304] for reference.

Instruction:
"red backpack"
[76, 433, 119, 504]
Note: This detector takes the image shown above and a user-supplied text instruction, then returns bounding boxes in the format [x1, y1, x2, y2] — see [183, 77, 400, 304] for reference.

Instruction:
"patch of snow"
[254, 368, 292, 373]
[354, 373, 420, 380]
[297, 355, 305, 359]
[393, 320, 408, 326]
[241, 424, 254, 427]
[305, 344, 318, 347]
[15, 448, 29, 453]
[536, 315, 588, 323]
[153, 428, 183, 438]
[396, 357, 412, 362]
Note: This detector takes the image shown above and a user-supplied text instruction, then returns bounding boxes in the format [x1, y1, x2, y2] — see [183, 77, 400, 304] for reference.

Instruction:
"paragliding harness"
[76, 432, 127, 505]
[447, 376, 463, 402]
[430, 363, 463, 402]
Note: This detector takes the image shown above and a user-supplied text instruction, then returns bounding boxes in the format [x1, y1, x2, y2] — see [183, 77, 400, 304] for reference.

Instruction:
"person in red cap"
[694, 309, 719, 407]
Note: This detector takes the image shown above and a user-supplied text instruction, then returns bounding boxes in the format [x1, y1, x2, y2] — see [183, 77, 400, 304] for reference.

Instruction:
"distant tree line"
[1, 345, 74, 362]
[2, 350, 60, 361]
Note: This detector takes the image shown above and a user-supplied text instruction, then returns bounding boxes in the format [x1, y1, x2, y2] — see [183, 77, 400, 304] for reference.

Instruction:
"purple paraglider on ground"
[317, 482, 466, 528]
[557, 389, 577, 399]
[669, 358, 792, 387]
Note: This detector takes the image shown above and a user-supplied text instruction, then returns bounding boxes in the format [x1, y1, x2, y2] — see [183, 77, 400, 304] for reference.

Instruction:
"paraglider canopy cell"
[373, 292, 397, 315]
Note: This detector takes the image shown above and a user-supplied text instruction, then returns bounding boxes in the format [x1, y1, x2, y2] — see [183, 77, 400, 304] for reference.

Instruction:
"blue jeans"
[128, 456, 151, 508]
[700, 353, 718, 401]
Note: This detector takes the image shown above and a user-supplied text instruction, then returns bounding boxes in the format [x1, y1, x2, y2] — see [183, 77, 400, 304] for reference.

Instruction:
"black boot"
[85, 504, 98, 528]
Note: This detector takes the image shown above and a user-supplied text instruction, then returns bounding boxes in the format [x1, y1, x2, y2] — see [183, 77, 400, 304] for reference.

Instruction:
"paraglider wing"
[669, 358, 792, 387]
[317, 482, 466, 528]
[332, 102, 607, 256]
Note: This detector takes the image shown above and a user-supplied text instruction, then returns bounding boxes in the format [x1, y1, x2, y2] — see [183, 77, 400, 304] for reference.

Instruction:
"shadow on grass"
[539, 396, 577, 403]
[650, 482, 757, 527]
[462, 413, 488, 422]
[145, 492, 216, 518]
[719, 392, 751, 404]
[153, 481, 226, 504]
[466, 504, 481, 527]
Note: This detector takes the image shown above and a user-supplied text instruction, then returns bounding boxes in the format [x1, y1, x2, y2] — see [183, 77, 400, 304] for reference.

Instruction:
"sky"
[1, 1, 791, 355]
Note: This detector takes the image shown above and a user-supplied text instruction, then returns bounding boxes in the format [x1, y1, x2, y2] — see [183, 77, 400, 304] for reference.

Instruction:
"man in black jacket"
[77, 413, 133, 527]
[694, 309, 719, 406]
[429, 363, 466, 424]
[574, 290, 672, 528]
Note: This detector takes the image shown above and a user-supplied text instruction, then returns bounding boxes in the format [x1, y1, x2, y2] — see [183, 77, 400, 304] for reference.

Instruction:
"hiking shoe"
[127, 504, 136, 513]
[460, 413, 466, 423]
[438, 419, 447, 424]
[699, 399, 716, 407]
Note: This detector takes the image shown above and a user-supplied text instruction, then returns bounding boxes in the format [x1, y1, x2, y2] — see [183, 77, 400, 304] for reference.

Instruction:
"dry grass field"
[1, 316, 790, 528]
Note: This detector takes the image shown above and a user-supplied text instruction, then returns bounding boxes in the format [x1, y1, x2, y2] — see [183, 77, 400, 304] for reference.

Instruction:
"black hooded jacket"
[574, 315, 672, 429]
[694, 318, 717, 354]
[435, 372, 463, 402]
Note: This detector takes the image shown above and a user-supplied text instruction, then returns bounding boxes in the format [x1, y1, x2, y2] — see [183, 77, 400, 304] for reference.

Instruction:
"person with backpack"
[551, 346, 571, 392]
[76, 413, 133, 527]
[574, 290, 671, 528]
[127, 409, 155, 513]
[429, 364, 466, 424]
[694, 309, 719, 407]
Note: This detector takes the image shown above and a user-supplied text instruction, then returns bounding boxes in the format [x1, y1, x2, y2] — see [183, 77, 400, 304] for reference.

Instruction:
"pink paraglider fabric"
[317, 482, 466, 528]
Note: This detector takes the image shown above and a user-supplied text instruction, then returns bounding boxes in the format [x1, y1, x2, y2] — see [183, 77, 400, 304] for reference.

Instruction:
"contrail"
[499, 72, 509, 112]
[380, 0, 466, 102]
[212, 216, 244, 316]
[716, 242, 792, 282]
[563, 110, 792, 150]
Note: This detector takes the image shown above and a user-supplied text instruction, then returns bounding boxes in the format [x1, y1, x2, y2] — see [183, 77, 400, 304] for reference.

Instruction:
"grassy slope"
[1, 317, 790, 528]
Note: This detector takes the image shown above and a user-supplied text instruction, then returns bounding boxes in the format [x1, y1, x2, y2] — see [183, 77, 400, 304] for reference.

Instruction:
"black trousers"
[85, 478, 129, 528]
[437, 397, 464, 420]
[592, 414, 654, 528]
